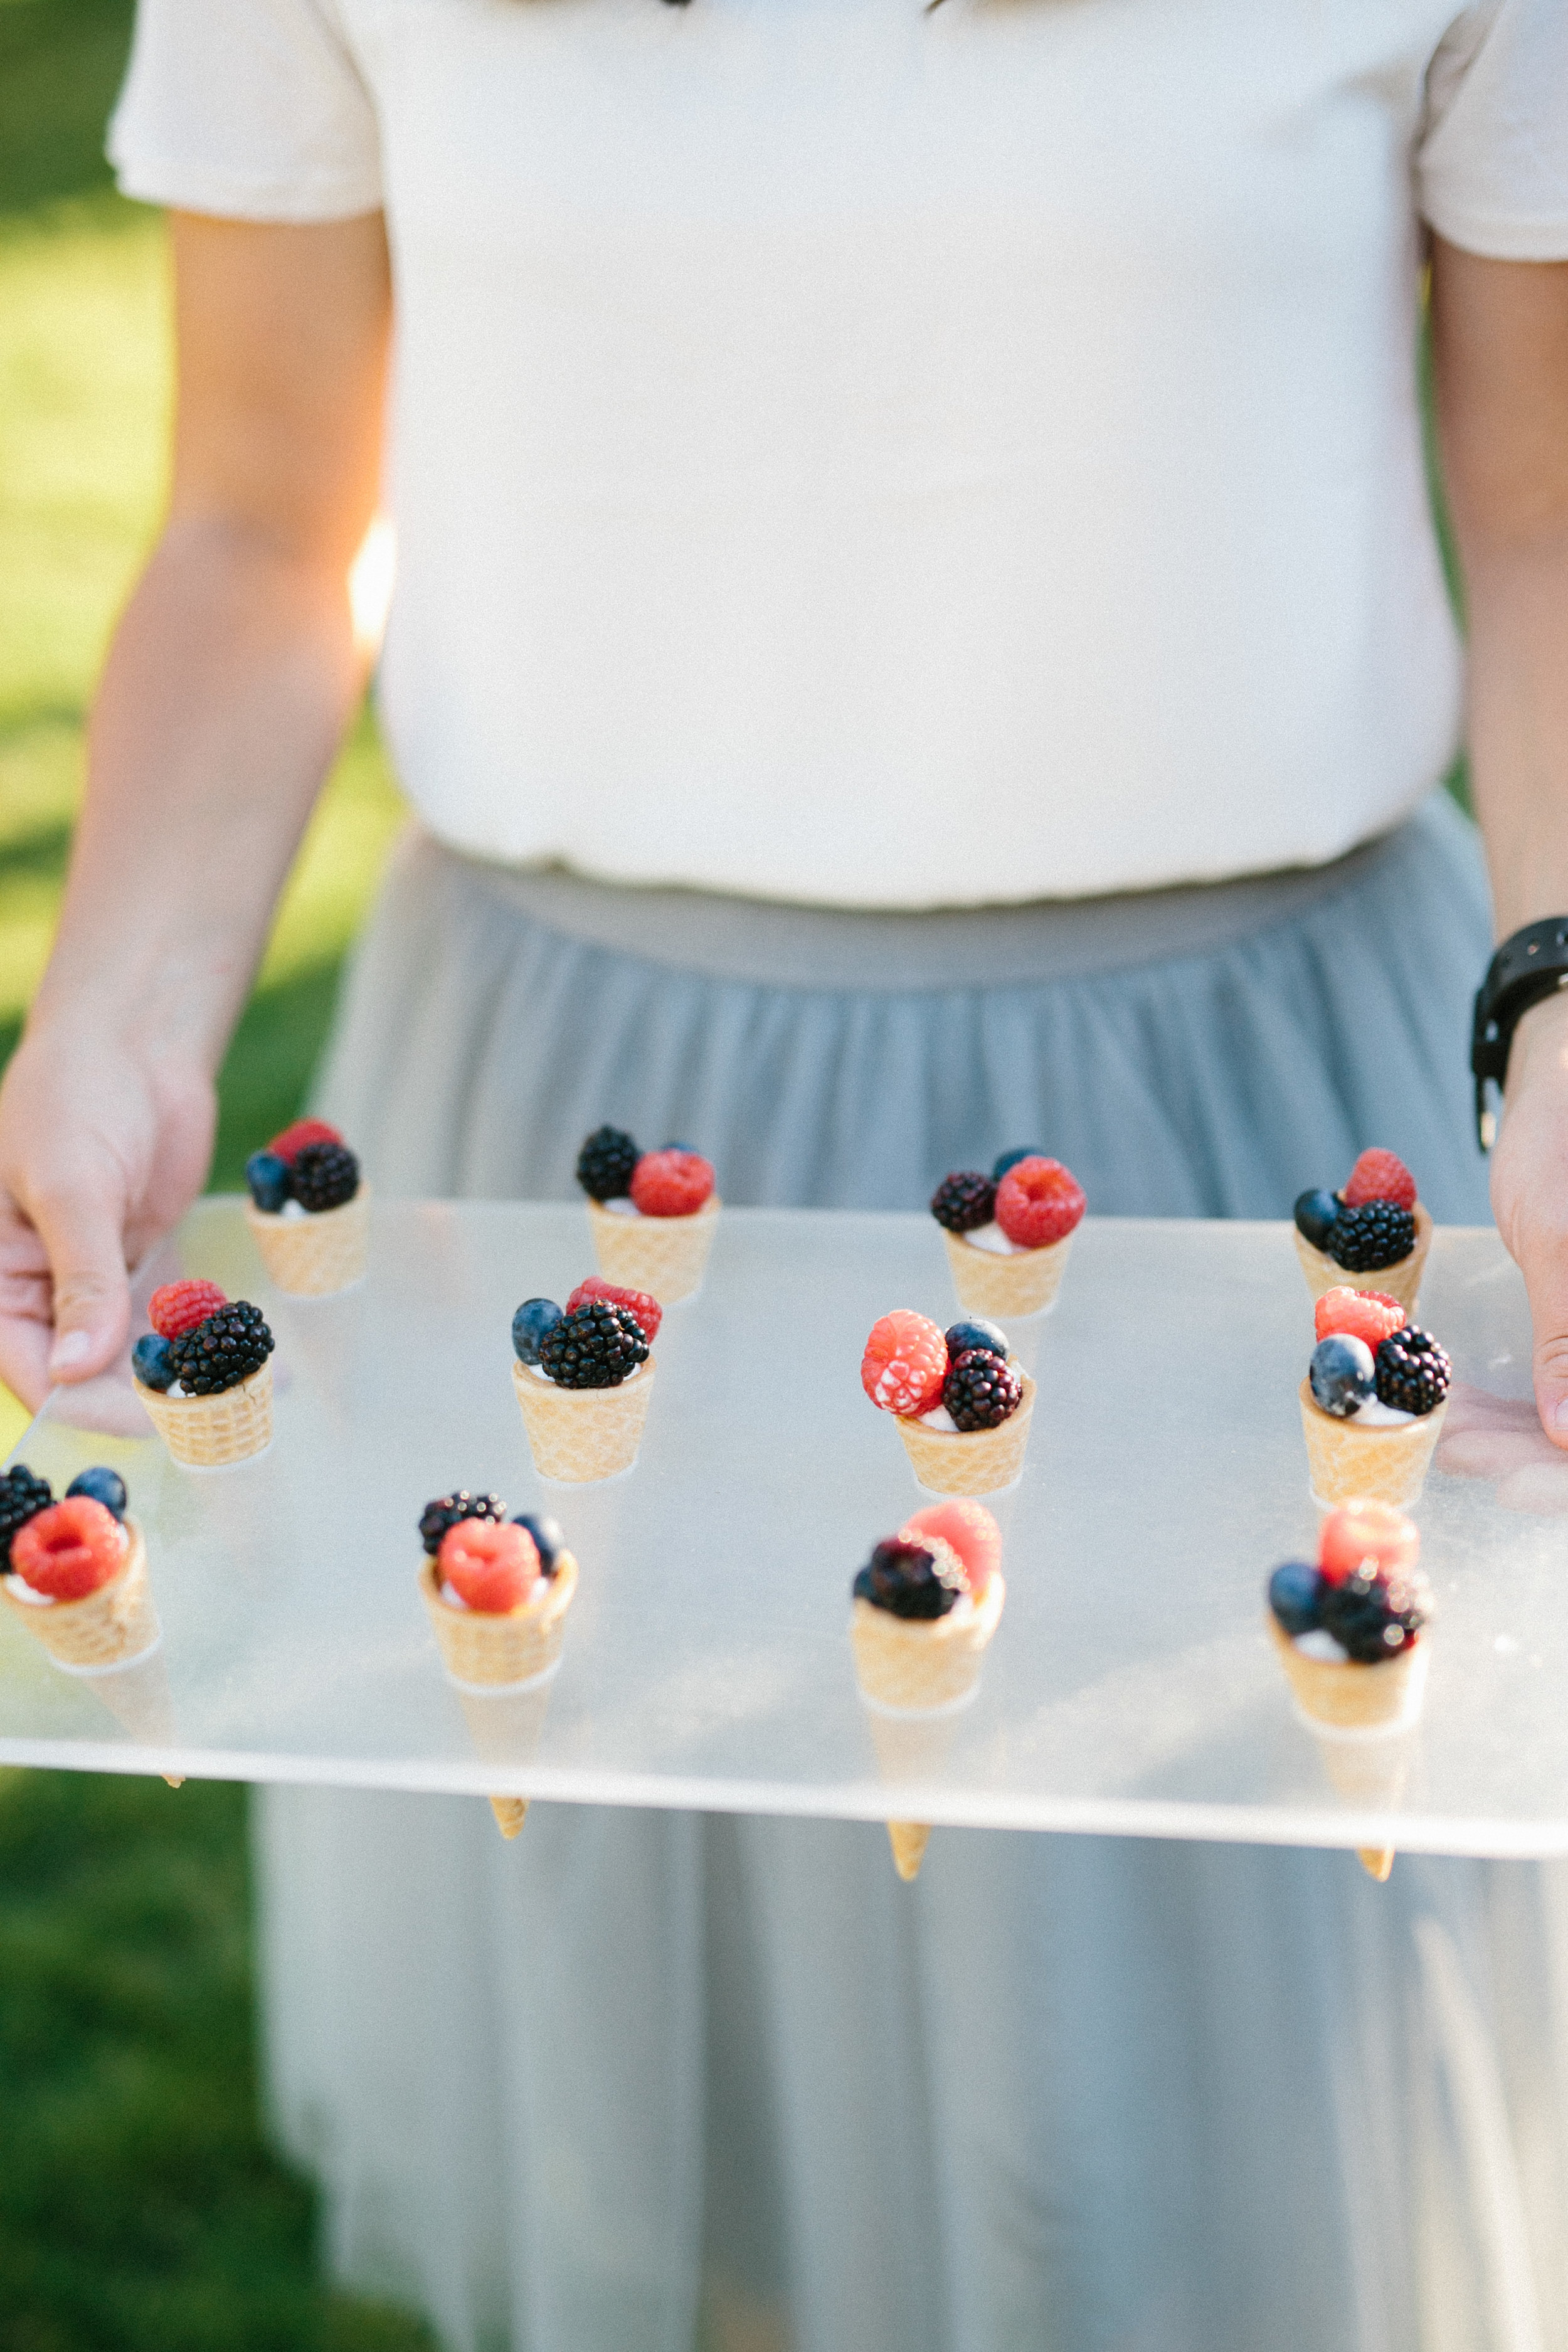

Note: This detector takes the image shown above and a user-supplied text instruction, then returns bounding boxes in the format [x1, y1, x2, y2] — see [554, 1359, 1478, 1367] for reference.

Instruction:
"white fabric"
[116, 0, 1568, 903]
[109, 0, 1568, 906]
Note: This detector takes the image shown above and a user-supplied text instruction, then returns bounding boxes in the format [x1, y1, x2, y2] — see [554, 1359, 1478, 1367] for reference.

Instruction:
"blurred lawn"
[1, 3, 426, 2346]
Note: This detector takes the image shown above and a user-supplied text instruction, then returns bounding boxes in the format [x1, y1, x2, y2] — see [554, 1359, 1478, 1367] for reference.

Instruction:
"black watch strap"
[1471, 916, 1568, 1149]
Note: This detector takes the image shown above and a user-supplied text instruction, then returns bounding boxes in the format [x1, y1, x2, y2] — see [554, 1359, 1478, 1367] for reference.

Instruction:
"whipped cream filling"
[919, 1404, 959, 1432]
[280, 1198, 307, 1221]
[1294, 1627, 1349, 1663]
[1346, 1395, 1418, 1429]
[960, 1221, 1026, 1257]
[600, 1196, 641, 1218]
[3, 1571, 55, 1608]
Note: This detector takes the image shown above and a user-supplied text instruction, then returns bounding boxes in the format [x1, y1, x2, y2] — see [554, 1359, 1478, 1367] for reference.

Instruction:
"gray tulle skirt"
[257, 793, 1568, 2352]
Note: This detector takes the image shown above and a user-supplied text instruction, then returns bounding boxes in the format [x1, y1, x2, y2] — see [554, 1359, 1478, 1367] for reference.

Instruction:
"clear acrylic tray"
[1, 1197, 1562, 1860]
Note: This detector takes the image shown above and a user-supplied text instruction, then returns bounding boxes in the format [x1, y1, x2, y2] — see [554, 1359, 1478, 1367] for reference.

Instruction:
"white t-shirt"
[110, 0, 1568, 908]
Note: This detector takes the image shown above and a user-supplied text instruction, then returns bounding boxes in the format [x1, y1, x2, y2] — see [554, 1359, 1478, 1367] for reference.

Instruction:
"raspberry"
[268, 1118, 343, 1165]
[994, 1157, 1086, 1248]
[1318, 1501, 1418, 1588]
[930, 1172, 997, 1233]
[147, 1278, 228, 1340]
[900, 1500, 1000, 1599]
[861, 1311, 948, 1417]
[566, 1275, 662, 1344]
[630, 1148, 715, 1218]
[438, 1518, 539, 1614]
[1314, 1288, 1405, 1352]
[1342, 1149, 1417, 1212]
[10, 1496, 127, 1601]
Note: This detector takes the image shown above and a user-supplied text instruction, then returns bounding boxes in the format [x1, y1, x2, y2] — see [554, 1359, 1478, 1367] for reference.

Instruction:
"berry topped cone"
[933, 1148, 1085, 1320]
[1, 1465, 159, 1671]
[132, 1281, 275, 1467]
[509, 1281, 657, 1482]
[417, 1494, 579, 1838]
[849, 1501, 1005, 1880]
[1293, 1148, 1432, 1314]
[862, 1311, 1035, 1497]
[576, 1126, 719, 1305]
[1266, 1501, 1431, 1880]
[1300, 1287, 1451, 1510]
[244, 1119, 369, 1297]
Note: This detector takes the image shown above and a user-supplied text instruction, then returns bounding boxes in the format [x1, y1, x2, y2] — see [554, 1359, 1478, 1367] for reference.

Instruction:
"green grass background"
[0, 3, 428, 2344]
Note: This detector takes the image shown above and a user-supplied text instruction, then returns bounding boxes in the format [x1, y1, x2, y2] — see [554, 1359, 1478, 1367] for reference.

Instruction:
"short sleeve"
[107, 0, 383, 223]
[1416, 0, 1568, 258]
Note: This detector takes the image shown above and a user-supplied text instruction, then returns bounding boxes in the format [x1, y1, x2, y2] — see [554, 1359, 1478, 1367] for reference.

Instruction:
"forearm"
[1456, 528, 1568, 938]
[28, 514, 364, 1078]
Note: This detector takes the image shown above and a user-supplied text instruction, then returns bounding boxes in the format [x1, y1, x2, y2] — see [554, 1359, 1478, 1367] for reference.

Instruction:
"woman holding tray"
[3, 3, 1567, 2344]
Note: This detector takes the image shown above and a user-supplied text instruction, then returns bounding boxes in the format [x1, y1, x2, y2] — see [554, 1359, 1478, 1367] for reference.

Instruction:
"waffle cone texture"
[896, 1372, 1035, 1496]
[851, 1572, 1006, 1715]
[420, 1551, 579, 1691]
[245, 1185, 369, 1296]
[586, 1194, 719, 1304]
[512, 1356, 655, 1481]
[1, 1518, 159, 1671]
[134, 1362, 273, 1467]
[943, 1226, 1074, 1320]
[1298, 1377, 1446, 1510]
[1267, 1614, 1426, 1736]
[1294, 1202, 1433, 1315]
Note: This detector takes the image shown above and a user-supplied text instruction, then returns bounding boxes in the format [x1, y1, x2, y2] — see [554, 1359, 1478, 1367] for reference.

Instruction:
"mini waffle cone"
[586, 1194, 720, 1304]
[1268, 1618, 1426, 1880]
[1, 1519, 159, 1671]
[1298, 1377, 1446, 1510]
[896, 1371, 1036, 1497]
[942, 1226, 1074, 1320]
[422, 1554, 578, 1840]
[245, 1185, 369, 1296]
[852, 1576, 1005, 1880]
[419, 1552, 579, 1689]
[1294, 1201, 1433, 1314]
[512, 1356, 655, 1481]
[134, 1363, 273, 1467]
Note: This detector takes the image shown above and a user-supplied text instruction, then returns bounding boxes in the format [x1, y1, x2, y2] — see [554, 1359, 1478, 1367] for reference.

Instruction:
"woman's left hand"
[1489, 991, 1568, 1450]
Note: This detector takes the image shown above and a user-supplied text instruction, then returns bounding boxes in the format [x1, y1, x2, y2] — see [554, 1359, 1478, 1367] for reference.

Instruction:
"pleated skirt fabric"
[256, 792, 1568, 2352]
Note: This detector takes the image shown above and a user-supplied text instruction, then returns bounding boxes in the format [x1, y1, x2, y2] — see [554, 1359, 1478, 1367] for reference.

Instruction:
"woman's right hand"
[0, 1021, 216, 1412]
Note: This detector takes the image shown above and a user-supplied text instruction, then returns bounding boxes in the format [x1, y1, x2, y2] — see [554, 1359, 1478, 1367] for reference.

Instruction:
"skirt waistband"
[442, 805, 1438, 992]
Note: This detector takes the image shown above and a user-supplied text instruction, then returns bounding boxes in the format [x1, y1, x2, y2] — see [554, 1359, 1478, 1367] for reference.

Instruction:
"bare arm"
[1429, 237, 1568, 1439]
[0, 209, 391, 1409]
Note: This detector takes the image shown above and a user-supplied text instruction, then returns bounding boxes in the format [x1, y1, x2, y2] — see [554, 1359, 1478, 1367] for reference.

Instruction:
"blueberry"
[512, 1297, 564, 1365]
[512, 1510, 566, 1573]
[993, 1147, 1045, 1181]
[1309, 1332, 1375, 1417]
[1268, 1560, 1325, 1638]
[944, 1316, 1009, 1362]
[66, 1466, 128, 1519]
[1293, 1187, 1341, 1252]
[659, 1141, 697, 1155]
[245, 1148, 292, 1212]
[132, 1333, 175, 1392]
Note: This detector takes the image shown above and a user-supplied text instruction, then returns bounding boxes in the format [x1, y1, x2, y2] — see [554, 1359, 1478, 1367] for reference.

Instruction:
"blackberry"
[538, 1300, 649, 1388]
[167, 1301, 275, 1396]
[576, 1125, 640, 1201]
[1320, 1567, 1430, 1665]
[1373, 1326, 1451, 1417]
[1328, 1199, 1415, 1273]
[0, 1464, 51, 1568]
[930, 1170, 997, 1233]
[942, 1347, 1022, 1431]
[853, 1538, 962, 1621]
[420, 1491, 506, 1557]
[291, 1140, 360, 1212]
